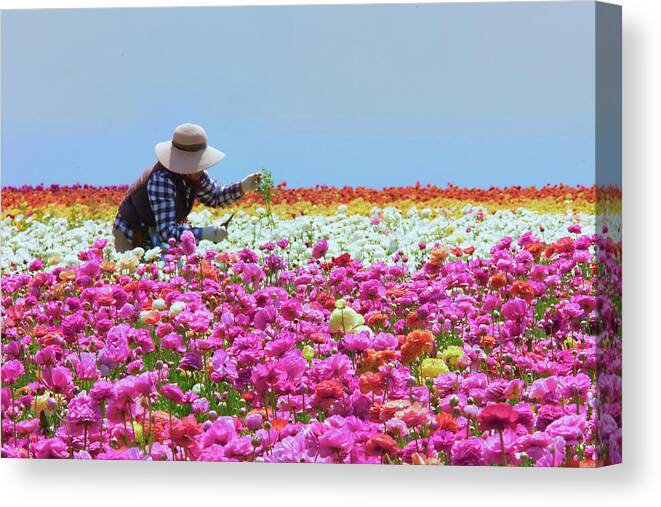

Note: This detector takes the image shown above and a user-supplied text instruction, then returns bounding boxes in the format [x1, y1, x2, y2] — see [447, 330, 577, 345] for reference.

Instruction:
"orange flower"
[100, 260, 116, 273]
[396, 402, 429, 428]
[385, 286, 408, 298]
[359, 371, 386, 395]
[271, 418, 288, 431]
[378, 399, 411, 422]
[58, 269, 76, 281]
[97, 294, 115, 306]
[429, 247, 450, 266]
[480, 335, 497, 350]
[524, 242, 545, 260]
[314, 379, 344, 400]
[406, 310, 424, 330]
[411, 452, 429, 465]
[142, 410, 171, 442]
[143, 311, 160, 326]
[169, 415, 202, 448]
[365, 434, 399, 457]
[360, 350, 398, 372]
[489, 272, 507, 290]
[366, 312, 388, 328]
[200, 260, 218, 281]
[436, 412, 459, 433]
[510, 280, 535, 302]
[400, 330, 434, 364]
[124, 280, 139, 292]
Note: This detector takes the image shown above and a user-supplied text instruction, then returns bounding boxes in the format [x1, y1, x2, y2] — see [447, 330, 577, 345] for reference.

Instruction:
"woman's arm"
[196, 172, 244, 208]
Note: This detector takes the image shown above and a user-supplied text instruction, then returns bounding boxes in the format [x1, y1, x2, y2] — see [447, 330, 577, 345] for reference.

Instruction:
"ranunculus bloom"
[365, 434, 399, 457]
[1, 359, 25, 385]
[478, 403, 521, 432]
[161, 384, 185, 404]
[400, 330, 434, 364]
[359, 371, 386, 395]
[501, 298, 528, 321]
[314, 379, 345, 401]
[311, 240, 329, 259]
[317, 428, 353, 458]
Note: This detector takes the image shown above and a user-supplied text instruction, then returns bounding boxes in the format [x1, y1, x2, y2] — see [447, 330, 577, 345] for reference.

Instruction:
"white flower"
[170, 301, 186, 316]
[152, 298, 167, 310]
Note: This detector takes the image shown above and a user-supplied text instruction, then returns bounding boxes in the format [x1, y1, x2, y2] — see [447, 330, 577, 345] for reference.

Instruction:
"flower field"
[0, 184, 622, 465]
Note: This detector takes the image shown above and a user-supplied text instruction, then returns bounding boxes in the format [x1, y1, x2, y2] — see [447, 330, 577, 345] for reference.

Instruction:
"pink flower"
[102, 324, 130, 365]
[161, 384, 185, 404]
[317, 428, 353, 458]
[478, 403, 521, 432]
[451, 437, 485, 466]
[180, 230, 197, 255]
[202, 418, 238, 448]
[80, 260, 100, 278]
[546, 415, 588, 446]
[311, 240, 329, 259]
[66, 393, 101, 429]
[32, 438, 69, 459]
[501, 298, 528, 321]
[1, 359, 24, 385]
[42, 366, 73, 395]
[280, 298, 303, 321]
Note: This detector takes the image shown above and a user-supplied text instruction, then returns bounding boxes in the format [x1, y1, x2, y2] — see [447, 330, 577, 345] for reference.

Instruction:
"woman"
[112, 123, 261, 252]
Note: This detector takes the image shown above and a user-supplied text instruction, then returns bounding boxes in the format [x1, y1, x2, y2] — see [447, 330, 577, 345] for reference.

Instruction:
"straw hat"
[155, 123, 225, 175]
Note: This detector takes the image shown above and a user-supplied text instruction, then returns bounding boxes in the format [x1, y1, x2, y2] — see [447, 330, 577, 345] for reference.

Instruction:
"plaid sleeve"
[196, 171, 244, 208]
[147, 170, 201, 242]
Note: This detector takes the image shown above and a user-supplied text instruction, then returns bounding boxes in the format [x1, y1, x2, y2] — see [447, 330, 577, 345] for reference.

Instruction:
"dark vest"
[117, 162, 197, 232]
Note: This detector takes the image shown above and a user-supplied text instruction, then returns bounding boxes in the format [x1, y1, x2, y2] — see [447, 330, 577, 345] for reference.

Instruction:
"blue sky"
[1, 2, 596, 188]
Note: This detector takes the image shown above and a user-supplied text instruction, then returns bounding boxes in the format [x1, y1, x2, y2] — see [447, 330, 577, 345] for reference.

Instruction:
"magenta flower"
[1, 359, 25, 385]
[546, 415, 588, 446]
[501, 298, 528, 321]
[280, 298, 303, 322]
[42, 366, 73, 395]
[311, 240, 329, 259]
[32, 438, 69, 459]
[451, 437, 485, 466]
[317, 428, 353, 459]
[161, 384, 185, 404]
[180, 230, 197, 255]
[66, 392, 101, 429]
[478, 403, 521, 432]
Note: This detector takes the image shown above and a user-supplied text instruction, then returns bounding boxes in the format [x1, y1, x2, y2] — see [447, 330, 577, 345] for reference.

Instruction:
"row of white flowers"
[1, 206, 620, 272]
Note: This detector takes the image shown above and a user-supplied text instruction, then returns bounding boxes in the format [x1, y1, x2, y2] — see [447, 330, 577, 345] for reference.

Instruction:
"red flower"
[365, 434, 399, 457]
[359, 371, 386, 395]
[510, 280, 535, 302]
[489, 273, 507, 290]
[478, 403, 520, 432]
[169, 415, 202, 448]
[315, 379, 344, 400]
[332, 253, 352, 267]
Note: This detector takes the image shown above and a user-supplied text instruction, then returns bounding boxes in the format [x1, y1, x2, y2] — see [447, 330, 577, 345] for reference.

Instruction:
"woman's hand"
[241, 172, 262, 193]
[200, 225, 228, 243]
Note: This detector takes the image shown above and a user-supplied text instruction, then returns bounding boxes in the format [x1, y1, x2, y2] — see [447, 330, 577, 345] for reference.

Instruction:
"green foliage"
[257, 167, 276, 228]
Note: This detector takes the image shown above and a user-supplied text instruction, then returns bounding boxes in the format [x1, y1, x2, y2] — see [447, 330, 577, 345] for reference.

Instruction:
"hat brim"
[155, 141, 226, 175]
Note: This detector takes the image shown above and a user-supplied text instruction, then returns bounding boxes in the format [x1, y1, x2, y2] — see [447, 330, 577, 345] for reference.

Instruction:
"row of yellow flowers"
[3, 194, 620, 224]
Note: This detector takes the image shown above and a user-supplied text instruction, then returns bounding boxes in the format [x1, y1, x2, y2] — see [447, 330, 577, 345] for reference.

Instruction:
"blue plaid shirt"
[113, 167, 243, 244]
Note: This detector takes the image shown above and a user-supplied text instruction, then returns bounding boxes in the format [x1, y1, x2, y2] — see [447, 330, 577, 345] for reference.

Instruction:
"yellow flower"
[329, 306, 364, 333]
[34, 391, 56, 417]
[441, 345, 464, 366]
[302, 345, 315, 361]
[420, 358, 449, 379]
[132, 421, 144, 444]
